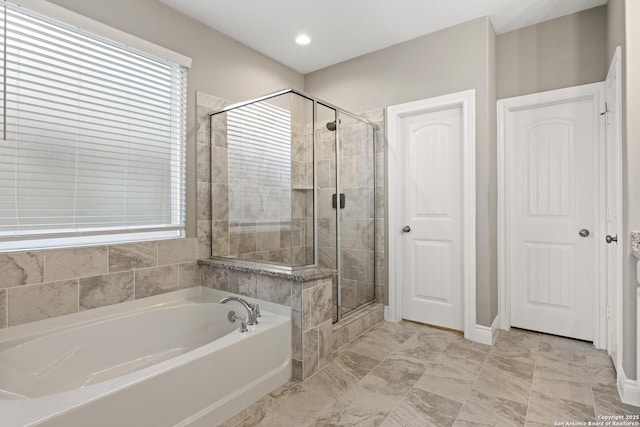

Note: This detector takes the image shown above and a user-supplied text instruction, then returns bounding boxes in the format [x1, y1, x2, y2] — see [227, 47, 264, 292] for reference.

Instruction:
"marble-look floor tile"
[526, 389, 595, 425]
[220, 395, 276, 427]
[533, 356, 590, 385]
[303, 350, 380, 398]
[490, 337, 538, 362]
[588, 365, 617, 387]
[393, 331, 450, 363]
[343, 330, 398, 361]
[363, 353, 426, 399]
[538, 335, 586, 363]
[314, 405, 389, 427]
[585, 345, 614, 369]
[471, 361, 532, 404]
[593, 384, 640, 418]
[530, 374, 594, 406]
[455, 389, 527, 427]
[370, 321, 421, 346]
[440, 341, 490, 369]
[494, 328, 540, 350]
[381, 387, 462, 427]
[313, 383, 396, 427]
[224, 382, 334, 427]
[266, 382, 335, 426]
[413, 359, 478, 404]
[484, 353, 535, 382]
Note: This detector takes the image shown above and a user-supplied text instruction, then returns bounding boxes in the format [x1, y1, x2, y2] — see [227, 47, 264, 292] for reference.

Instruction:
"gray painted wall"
[496, 6, 607, 99]
[305, 17, 498, 326]
[46, 0, 305, 239]
[306, 8, 610, 328]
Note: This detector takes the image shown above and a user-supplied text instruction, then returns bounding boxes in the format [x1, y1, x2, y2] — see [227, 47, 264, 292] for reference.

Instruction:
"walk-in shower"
[209, 88, 377, 322]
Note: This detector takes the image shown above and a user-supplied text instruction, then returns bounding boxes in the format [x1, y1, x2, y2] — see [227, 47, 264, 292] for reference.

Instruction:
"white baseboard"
[471, 315, 499, 346]
[383, 306, 390, 322]
[617, 368, 640, 406]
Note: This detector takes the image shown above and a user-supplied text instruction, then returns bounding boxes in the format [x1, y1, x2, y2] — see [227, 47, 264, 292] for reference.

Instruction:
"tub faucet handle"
[227, 310, 248, 333]
[253, 304, 261, 318]
[220, 296, 258, 326]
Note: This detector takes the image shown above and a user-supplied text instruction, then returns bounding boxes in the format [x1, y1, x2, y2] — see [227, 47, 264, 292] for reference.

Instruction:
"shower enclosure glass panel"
[337, 112, 376, 318]
[209, 89, 376, 323]
[315, 106, 376, 321]
[314, 103, 339, 320]
[209, 91, 314, 266]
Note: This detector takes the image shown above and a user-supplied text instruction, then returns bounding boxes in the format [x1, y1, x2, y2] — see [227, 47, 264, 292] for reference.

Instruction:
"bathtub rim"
[0, 287, 291, 350]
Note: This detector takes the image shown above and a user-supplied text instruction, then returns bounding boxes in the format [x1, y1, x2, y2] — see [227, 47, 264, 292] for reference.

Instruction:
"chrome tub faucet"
[219, 296, 259, 326]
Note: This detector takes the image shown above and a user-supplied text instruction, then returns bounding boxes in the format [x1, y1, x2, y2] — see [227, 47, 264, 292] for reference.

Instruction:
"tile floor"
[221, 320, 640, 426]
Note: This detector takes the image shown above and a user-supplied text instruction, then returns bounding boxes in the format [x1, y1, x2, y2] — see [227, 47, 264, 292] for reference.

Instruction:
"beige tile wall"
[204, 92, 314, 266]
[0, 238, 200, 328]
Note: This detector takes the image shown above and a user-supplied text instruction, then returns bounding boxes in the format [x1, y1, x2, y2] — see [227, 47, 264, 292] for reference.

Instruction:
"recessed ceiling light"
[295, 34, 311, 45]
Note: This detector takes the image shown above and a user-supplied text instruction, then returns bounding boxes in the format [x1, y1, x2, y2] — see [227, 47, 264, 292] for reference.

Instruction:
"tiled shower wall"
[204, 93, 313, 266]
[0, 238, 200, 328]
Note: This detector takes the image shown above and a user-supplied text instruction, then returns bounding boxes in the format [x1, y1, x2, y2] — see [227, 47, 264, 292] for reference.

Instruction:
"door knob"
[606, 235, 618, 244]
[578, 229, 590, 237]
[402, 226, 411, 233]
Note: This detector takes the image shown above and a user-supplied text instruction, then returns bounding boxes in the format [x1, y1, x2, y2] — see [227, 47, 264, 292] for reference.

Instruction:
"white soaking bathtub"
[0, 287, 292, 427]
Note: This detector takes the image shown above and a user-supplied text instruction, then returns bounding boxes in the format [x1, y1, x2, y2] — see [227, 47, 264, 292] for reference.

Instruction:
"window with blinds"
[0, 1, 188, 251]
[226, 102, 292, 233]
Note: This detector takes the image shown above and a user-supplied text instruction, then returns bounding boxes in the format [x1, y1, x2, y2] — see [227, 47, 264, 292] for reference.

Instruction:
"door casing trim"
[497, 82, 607, 348]
[387, 89, 476, 341]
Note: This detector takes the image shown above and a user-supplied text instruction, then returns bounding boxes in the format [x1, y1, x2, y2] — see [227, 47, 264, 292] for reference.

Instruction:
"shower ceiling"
[157, 0, 606, 74]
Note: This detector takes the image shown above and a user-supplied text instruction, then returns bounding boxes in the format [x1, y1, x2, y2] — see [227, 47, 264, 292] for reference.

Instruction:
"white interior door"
[399, 106, 464, 330]
[605, 46, 622, 368]
[507, 93, 601, 341]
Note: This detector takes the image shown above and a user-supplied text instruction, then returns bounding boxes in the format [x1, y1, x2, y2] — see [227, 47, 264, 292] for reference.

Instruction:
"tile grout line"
[522, 337, 540, 425]
[378, 328, 456, 425]
[452, 338, 492, 425]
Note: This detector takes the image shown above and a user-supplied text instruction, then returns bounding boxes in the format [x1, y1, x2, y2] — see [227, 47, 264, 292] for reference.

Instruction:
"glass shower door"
[314, 103, 339, 321]
[337, 111, 376, 318]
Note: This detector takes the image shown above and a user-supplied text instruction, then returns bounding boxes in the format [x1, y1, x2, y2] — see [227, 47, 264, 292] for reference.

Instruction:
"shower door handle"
[332, 193, 346, 209]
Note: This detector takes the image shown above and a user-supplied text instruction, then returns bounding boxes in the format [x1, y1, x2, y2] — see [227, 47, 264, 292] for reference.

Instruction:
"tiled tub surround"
[0, 238, 200, 328]
[200, 260, 384, 380]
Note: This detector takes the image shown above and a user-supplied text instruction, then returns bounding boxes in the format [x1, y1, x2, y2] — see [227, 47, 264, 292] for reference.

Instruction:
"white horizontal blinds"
[227, 101, 291, 233]
[0, 1, 187, 243]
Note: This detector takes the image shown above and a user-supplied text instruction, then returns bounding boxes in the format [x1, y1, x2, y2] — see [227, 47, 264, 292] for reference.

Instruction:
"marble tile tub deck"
[222, 321, 640, 427]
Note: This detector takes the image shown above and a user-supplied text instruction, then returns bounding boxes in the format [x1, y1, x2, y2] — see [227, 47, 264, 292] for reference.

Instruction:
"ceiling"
[158, 0, 607, 74]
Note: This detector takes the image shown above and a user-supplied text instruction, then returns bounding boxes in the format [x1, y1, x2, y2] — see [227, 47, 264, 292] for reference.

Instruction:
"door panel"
[401, 106, 463, 330]
[509, 98, 597, 341]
